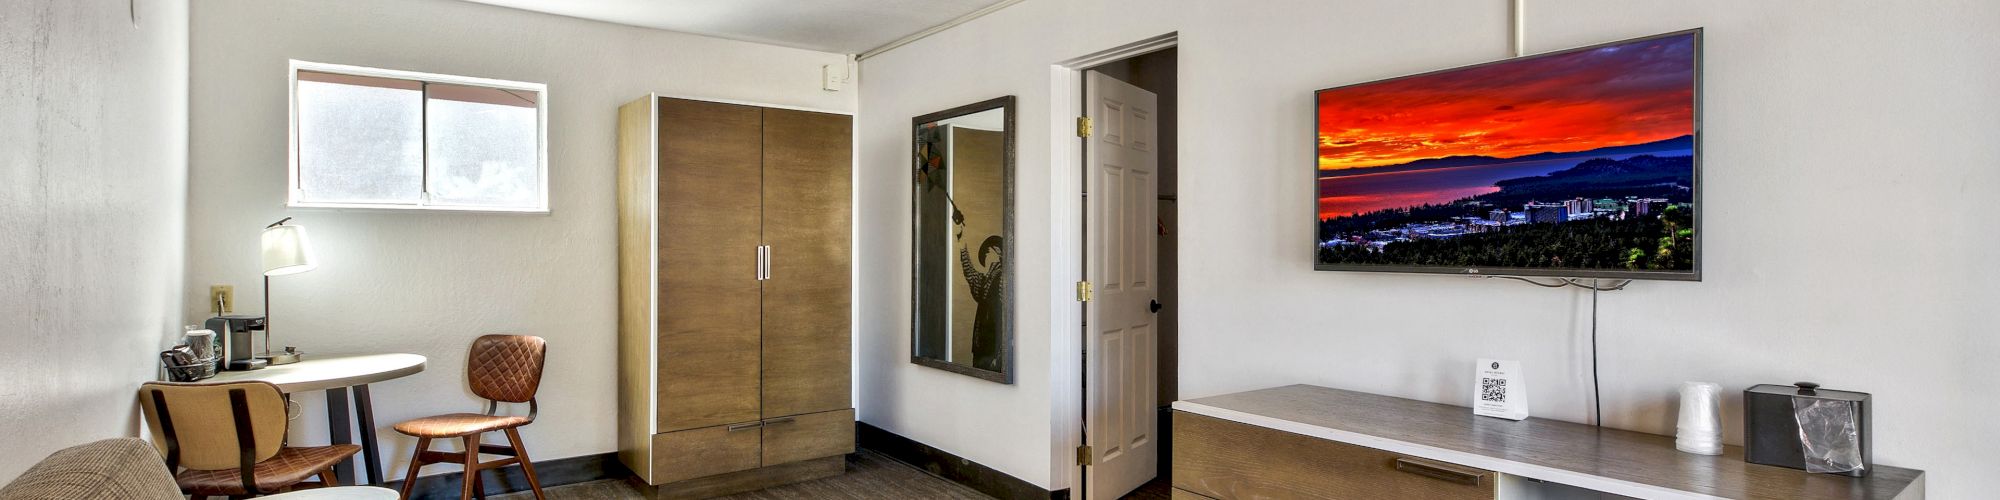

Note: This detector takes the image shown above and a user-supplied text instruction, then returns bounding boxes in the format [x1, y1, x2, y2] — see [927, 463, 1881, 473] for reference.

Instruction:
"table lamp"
[261, 217, 316, 364]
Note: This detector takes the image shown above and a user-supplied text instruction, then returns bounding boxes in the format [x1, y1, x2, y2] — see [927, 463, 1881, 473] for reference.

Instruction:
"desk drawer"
[1172, 411, 1495, 500]
[761, 408, 854, 465]
[652, 421, 762, 483]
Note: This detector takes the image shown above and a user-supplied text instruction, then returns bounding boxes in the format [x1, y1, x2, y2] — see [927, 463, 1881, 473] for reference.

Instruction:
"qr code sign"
[1480, 377, 1507, 402]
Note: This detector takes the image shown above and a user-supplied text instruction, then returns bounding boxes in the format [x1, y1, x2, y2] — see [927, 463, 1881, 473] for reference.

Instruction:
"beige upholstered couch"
[0, 439, 181, 500]
[0, 439, 390, 500]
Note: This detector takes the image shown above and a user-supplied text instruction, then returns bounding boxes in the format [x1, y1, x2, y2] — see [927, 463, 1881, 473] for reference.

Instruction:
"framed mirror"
[911, 96, 1015, 384]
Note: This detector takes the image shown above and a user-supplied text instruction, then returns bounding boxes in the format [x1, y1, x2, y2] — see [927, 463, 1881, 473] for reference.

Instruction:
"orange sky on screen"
[1318, 34, 1696, 170]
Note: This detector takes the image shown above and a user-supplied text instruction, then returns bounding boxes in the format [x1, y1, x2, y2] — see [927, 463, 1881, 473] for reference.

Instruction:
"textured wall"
[856, 0, 1999, 494]
[0, 0, 190, 483]
[184, 0, 854, 481]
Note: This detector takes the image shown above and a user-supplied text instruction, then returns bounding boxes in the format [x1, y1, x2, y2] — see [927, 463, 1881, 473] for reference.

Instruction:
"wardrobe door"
[657, 98, 764, 432]
[759, 108, 853, 418]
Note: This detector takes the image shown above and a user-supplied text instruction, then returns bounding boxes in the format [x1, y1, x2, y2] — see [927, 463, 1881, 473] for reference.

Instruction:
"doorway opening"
[1077, 45, 1178, 500]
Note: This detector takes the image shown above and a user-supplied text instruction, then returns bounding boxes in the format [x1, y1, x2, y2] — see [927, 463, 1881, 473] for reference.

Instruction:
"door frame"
[1045, 32, 1177, 498]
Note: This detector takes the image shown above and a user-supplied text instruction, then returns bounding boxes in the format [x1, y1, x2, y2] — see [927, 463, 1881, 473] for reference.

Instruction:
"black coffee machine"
[204, 315, 268, 371]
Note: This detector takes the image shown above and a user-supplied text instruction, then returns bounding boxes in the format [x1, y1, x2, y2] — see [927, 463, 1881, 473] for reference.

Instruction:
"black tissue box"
[1743, 382, 1871, 476]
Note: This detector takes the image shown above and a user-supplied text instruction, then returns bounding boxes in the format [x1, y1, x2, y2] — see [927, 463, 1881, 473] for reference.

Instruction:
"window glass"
[425, 84, 540, 208]
[295, 73, 424, 204]
[290, 64, 546, 212]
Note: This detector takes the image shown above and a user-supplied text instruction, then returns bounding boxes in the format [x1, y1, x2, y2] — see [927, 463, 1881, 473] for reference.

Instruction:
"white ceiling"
[459, 0, 1011, 54]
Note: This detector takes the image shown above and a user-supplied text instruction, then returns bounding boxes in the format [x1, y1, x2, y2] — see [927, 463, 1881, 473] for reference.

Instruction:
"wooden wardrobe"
[615, 95, 853, 498]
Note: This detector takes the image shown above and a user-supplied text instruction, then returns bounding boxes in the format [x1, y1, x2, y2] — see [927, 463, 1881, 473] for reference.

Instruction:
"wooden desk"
[210, 354, 426, 486]
[1171, 385, 1924, 500]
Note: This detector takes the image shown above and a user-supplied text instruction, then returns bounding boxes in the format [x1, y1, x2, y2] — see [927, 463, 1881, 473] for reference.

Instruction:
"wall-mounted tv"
[1315, 29, 1701, 281]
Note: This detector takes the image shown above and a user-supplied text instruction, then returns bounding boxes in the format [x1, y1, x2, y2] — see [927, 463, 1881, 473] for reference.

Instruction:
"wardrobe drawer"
[1173, 411, 1495, 500]
[761, 408, 855, 465]
[652, 421, 763, 483]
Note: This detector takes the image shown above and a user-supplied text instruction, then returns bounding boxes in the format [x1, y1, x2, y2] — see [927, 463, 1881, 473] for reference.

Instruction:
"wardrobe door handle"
[763, 416, 795, 425]
[726, 422, 763, 432]
[763, 245, 773, 280]
[755, 245, 769, 281]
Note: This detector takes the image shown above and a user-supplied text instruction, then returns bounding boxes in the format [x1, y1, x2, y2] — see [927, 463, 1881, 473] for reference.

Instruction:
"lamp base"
[227, 359, 269, 371]
[260, 352, 303, 365]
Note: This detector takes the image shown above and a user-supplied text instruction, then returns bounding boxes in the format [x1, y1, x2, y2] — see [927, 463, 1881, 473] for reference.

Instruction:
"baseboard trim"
[857, 422, 1069, 500]
[382, 451, 628, 500]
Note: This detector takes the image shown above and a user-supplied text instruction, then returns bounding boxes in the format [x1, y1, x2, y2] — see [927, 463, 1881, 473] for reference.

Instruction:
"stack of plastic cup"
[1676, 381, 1724, 455]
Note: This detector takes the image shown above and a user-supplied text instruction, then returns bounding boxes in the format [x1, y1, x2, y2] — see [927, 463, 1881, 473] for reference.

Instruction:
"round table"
[208, 353, 426, 486]
[266, 486, 400, 499]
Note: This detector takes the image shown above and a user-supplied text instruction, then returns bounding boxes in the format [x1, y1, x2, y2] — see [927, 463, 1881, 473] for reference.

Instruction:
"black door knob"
[1149, 300, 1162, 313]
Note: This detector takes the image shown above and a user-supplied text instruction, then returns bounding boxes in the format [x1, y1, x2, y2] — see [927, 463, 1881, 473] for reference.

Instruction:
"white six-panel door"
[1084, 70, 1159, 500]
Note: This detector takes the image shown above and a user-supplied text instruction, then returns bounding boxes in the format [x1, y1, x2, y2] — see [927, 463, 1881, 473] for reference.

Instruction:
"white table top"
[263, 486, 399, 499]
[208, 353, 426, 393]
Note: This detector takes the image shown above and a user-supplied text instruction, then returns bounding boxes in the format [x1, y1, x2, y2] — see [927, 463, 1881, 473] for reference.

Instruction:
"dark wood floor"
[1118, 476, 1173, 500]
[490, 449, 1172, 500]
[491, 450, 988, 499]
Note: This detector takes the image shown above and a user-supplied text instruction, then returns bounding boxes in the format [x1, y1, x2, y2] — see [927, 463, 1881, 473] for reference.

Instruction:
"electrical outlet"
[210, 285, 234, 315]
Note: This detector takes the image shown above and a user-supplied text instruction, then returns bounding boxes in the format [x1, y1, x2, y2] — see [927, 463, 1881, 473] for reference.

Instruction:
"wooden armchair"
[139, 381, 360, 498]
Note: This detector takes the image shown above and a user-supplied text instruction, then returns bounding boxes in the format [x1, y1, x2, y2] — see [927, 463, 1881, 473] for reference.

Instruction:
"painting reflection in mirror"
[912, 96, 1014, 383]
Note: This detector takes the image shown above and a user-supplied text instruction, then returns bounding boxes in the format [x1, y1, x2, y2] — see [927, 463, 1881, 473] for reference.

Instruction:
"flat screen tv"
[1315, 29, 1701, 281]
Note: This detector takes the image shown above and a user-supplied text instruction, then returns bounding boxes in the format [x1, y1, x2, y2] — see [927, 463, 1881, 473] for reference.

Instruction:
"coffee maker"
[204, 315, 268, 371]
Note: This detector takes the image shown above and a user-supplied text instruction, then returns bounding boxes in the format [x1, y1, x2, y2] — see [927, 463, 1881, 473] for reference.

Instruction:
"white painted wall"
[185, 0, 854, 480]
[856, 0, 2000, 495]
[0, 0, 189, 483]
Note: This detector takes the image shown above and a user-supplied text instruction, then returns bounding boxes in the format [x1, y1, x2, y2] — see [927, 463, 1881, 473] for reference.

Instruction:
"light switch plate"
[210, 285, 234, 314]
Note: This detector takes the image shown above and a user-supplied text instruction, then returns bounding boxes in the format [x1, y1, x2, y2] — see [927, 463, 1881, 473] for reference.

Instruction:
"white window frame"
[287, 60, 550, 213]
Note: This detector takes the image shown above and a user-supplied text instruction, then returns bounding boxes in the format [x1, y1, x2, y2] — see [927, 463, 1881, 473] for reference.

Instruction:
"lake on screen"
[1316, 151, 1688, 218]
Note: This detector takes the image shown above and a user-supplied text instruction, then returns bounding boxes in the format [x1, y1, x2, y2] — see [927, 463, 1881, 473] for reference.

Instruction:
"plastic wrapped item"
[1794, 397, 1867, 474]
[184, 325, 217, 361]
[1675, 382, 1723, 455]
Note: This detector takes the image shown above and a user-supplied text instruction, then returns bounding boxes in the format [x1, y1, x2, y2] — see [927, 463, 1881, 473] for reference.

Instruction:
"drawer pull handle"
[764, 416, 796, 425]
[726, 422, 764, 432]
[1393, 457, 1484, 485]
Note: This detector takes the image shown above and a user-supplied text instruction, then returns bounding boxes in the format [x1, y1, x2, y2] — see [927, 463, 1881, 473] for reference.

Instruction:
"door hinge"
[1076, 445, 1093, 466]
[1075, 281, 1093, 302]
[1076, 116, 1092, 138]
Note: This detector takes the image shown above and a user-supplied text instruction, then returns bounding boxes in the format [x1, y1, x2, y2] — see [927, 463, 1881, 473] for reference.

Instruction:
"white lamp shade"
[261, 224, 318, 276]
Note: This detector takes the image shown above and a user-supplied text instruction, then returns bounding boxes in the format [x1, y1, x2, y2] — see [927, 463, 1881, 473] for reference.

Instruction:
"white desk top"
[1174, 385, 1923, 500]
[208, 353, 426, 393]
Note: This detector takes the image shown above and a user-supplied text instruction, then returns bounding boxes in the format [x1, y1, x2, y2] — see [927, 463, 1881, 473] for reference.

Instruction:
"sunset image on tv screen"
[1315, 30, 1699, 277]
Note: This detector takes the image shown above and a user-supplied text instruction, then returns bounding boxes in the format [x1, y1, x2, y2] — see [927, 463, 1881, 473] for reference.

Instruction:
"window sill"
[285, 201, 551, 215]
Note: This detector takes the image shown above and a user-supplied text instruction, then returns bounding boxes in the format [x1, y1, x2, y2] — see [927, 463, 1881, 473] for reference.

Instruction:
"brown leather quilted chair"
[138, 381, 360, 498]
[391, 334, 547, 500]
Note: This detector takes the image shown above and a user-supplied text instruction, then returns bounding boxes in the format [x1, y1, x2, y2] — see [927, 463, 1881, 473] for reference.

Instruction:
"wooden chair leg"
[471, 455, 484, 500]
[399, 437, 431, 500]
[460, 434, 481, 500]
[505, 427, 546, 500]
[321, 466, 341, 487]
